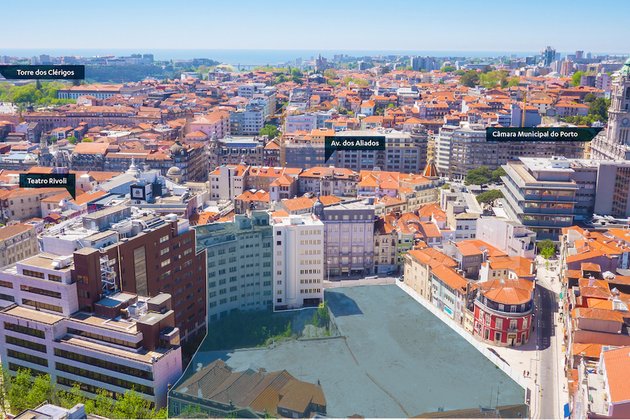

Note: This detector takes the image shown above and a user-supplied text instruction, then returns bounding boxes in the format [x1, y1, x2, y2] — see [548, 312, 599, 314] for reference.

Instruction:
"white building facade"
[272, 214, 324, 311]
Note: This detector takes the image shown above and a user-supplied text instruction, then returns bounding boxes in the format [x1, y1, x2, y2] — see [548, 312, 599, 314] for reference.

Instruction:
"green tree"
[589, 97, 610, 122]
[6, 369, 33, 414]
[291, 68, 303, 84]
[91, 388, 116, 418]
[476, 189, 504, 205]
[538, 239, 556, 260]
[274, 74, 288, 84]
[82, 137, 94, 142]
[479, 70, 510, 88]
[460, 70, 480, 88]
[56, 383, 86, 409]
[113, 389, 165, 419]
[506, 77, 520, 87]
[465, 166, 492, 185]
[323, 69, 338, 80]
[441, 65, 456, 72]
[572, 71, 584, 86]
[66, 135, 78, 144]
[491, 167, 506, 183]
[259, 124, 279, 138]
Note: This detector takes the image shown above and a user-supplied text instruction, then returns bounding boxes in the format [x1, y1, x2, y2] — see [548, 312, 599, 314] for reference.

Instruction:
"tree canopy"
[459, 71, 480, 88]
[538, 239, 556, 260]
[259, 124, 279, 138]
[476, 189, 504, 205]
[1, 368, 166, 418]
[465, 166, 505, 186]
[0, 81, 74, 107]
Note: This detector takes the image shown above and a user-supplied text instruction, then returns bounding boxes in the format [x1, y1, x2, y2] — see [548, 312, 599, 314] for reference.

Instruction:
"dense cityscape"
[1, 2, 630, 418]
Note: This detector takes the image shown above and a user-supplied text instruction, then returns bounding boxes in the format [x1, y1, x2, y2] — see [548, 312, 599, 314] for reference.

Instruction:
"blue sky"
[1, 0, 627, 53]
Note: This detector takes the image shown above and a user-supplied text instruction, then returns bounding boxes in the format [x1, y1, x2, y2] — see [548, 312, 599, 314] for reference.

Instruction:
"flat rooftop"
[18, 253, 73, 272]
[191, 285, 524, 417]
[2, 305, 64, 325]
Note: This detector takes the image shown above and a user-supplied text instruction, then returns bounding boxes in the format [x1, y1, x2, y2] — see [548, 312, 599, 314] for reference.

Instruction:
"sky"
[1, 0, 628, 54]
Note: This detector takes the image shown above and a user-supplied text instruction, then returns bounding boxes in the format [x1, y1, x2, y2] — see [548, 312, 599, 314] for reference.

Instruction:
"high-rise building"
[542, 46, 557, 67]
[271, 214, 324, 311]
[590, 59, 630, 160]
[194, 212, 273, 322]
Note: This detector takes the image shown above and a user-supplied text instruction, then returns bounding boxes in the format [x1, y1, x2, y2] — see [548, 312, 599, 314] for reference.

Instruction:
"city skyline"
[1, 0, 629, 53]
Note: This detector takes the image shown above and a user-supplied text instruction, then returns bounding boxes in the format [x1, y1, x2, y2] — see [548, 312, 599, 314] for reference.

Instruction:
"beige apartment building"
[0, 224, 39, 268]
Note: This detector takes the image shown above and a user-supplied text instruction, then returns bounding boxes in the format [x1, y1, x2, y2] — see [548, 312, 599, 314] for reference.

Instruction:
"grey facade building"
[194, 212, 273, 322]
[436, 122, 586, 180]
[331, 129, 427, 174]
[284, 129, 427, 173]
[314, 199, 375, 277]
[501, 157, 581, 240]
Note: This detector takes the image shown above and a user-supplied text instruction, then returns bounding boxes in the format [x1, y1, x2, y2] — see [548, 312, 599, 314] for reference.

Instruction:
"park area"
[188, 285, 525, 417]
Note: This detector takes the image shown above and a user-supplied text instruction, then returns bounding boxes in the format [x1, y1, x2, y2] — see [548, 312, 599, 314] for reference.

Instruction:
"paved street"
[533, 257, 569, 419]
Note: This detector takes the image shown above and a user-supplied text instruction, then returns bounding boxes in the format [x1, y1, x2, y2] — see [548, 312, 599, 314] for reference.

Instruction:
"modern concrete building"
[594, 160, 630, 218]
[314, 199, 375, 277]
[40, 208, 207, 343]
[436, 122, 585, 179]
[501, 157, 581, 240]
[271, 214, 324, 310]
[0, 224, 39, 268]
[330, 129, 428, 174]
[194, 212, 273, 322]
[0, 253, 182, 408]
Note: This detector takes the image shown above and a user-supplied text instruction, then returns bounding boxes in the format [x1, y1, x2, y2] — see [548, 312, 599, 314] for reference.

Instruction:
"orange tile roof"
[581, 262, 602, 272]
[573, 307, 624, 323]
[432, 264, 469, 292]
[0, 223, 33, 240]
[571, 343, 603, 359]
[73, 142, 110, 155]
[73, 190, 107, 205]
[487, 256, 534, 277]
[408, 247, 457, 269]
[602, 346, 630, 403]
[478, 278, 533, 305]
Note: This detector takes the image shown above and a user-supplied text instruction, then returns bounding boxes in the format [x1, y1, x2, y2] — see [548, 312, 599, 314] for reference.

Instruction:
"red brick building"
[473, 278, 534, 347]
[74, 214, 207, 343]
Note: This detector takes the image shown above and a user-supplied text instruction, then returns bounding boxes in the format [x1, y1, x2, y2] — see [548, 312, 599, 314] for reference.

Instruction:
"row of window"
[20, 285, 62, 299]
[22, 298, 62, 313]
[54, 348, 153, 380]
[56, 362, 154, 396]
[4, 322, 45, 339]
[67, 328, 140, 349]
[8, 349, 48, 367]
[6, 335, 47, 353]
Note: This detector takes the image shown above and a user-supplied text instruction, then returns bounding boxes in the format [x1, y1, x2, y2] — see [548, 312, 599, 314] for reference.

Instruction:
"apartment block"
[271, 214, 324, 311]
[194, 212, 273, 322]
[314, 199, 375, 277]
[0, 224, 39, 268]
